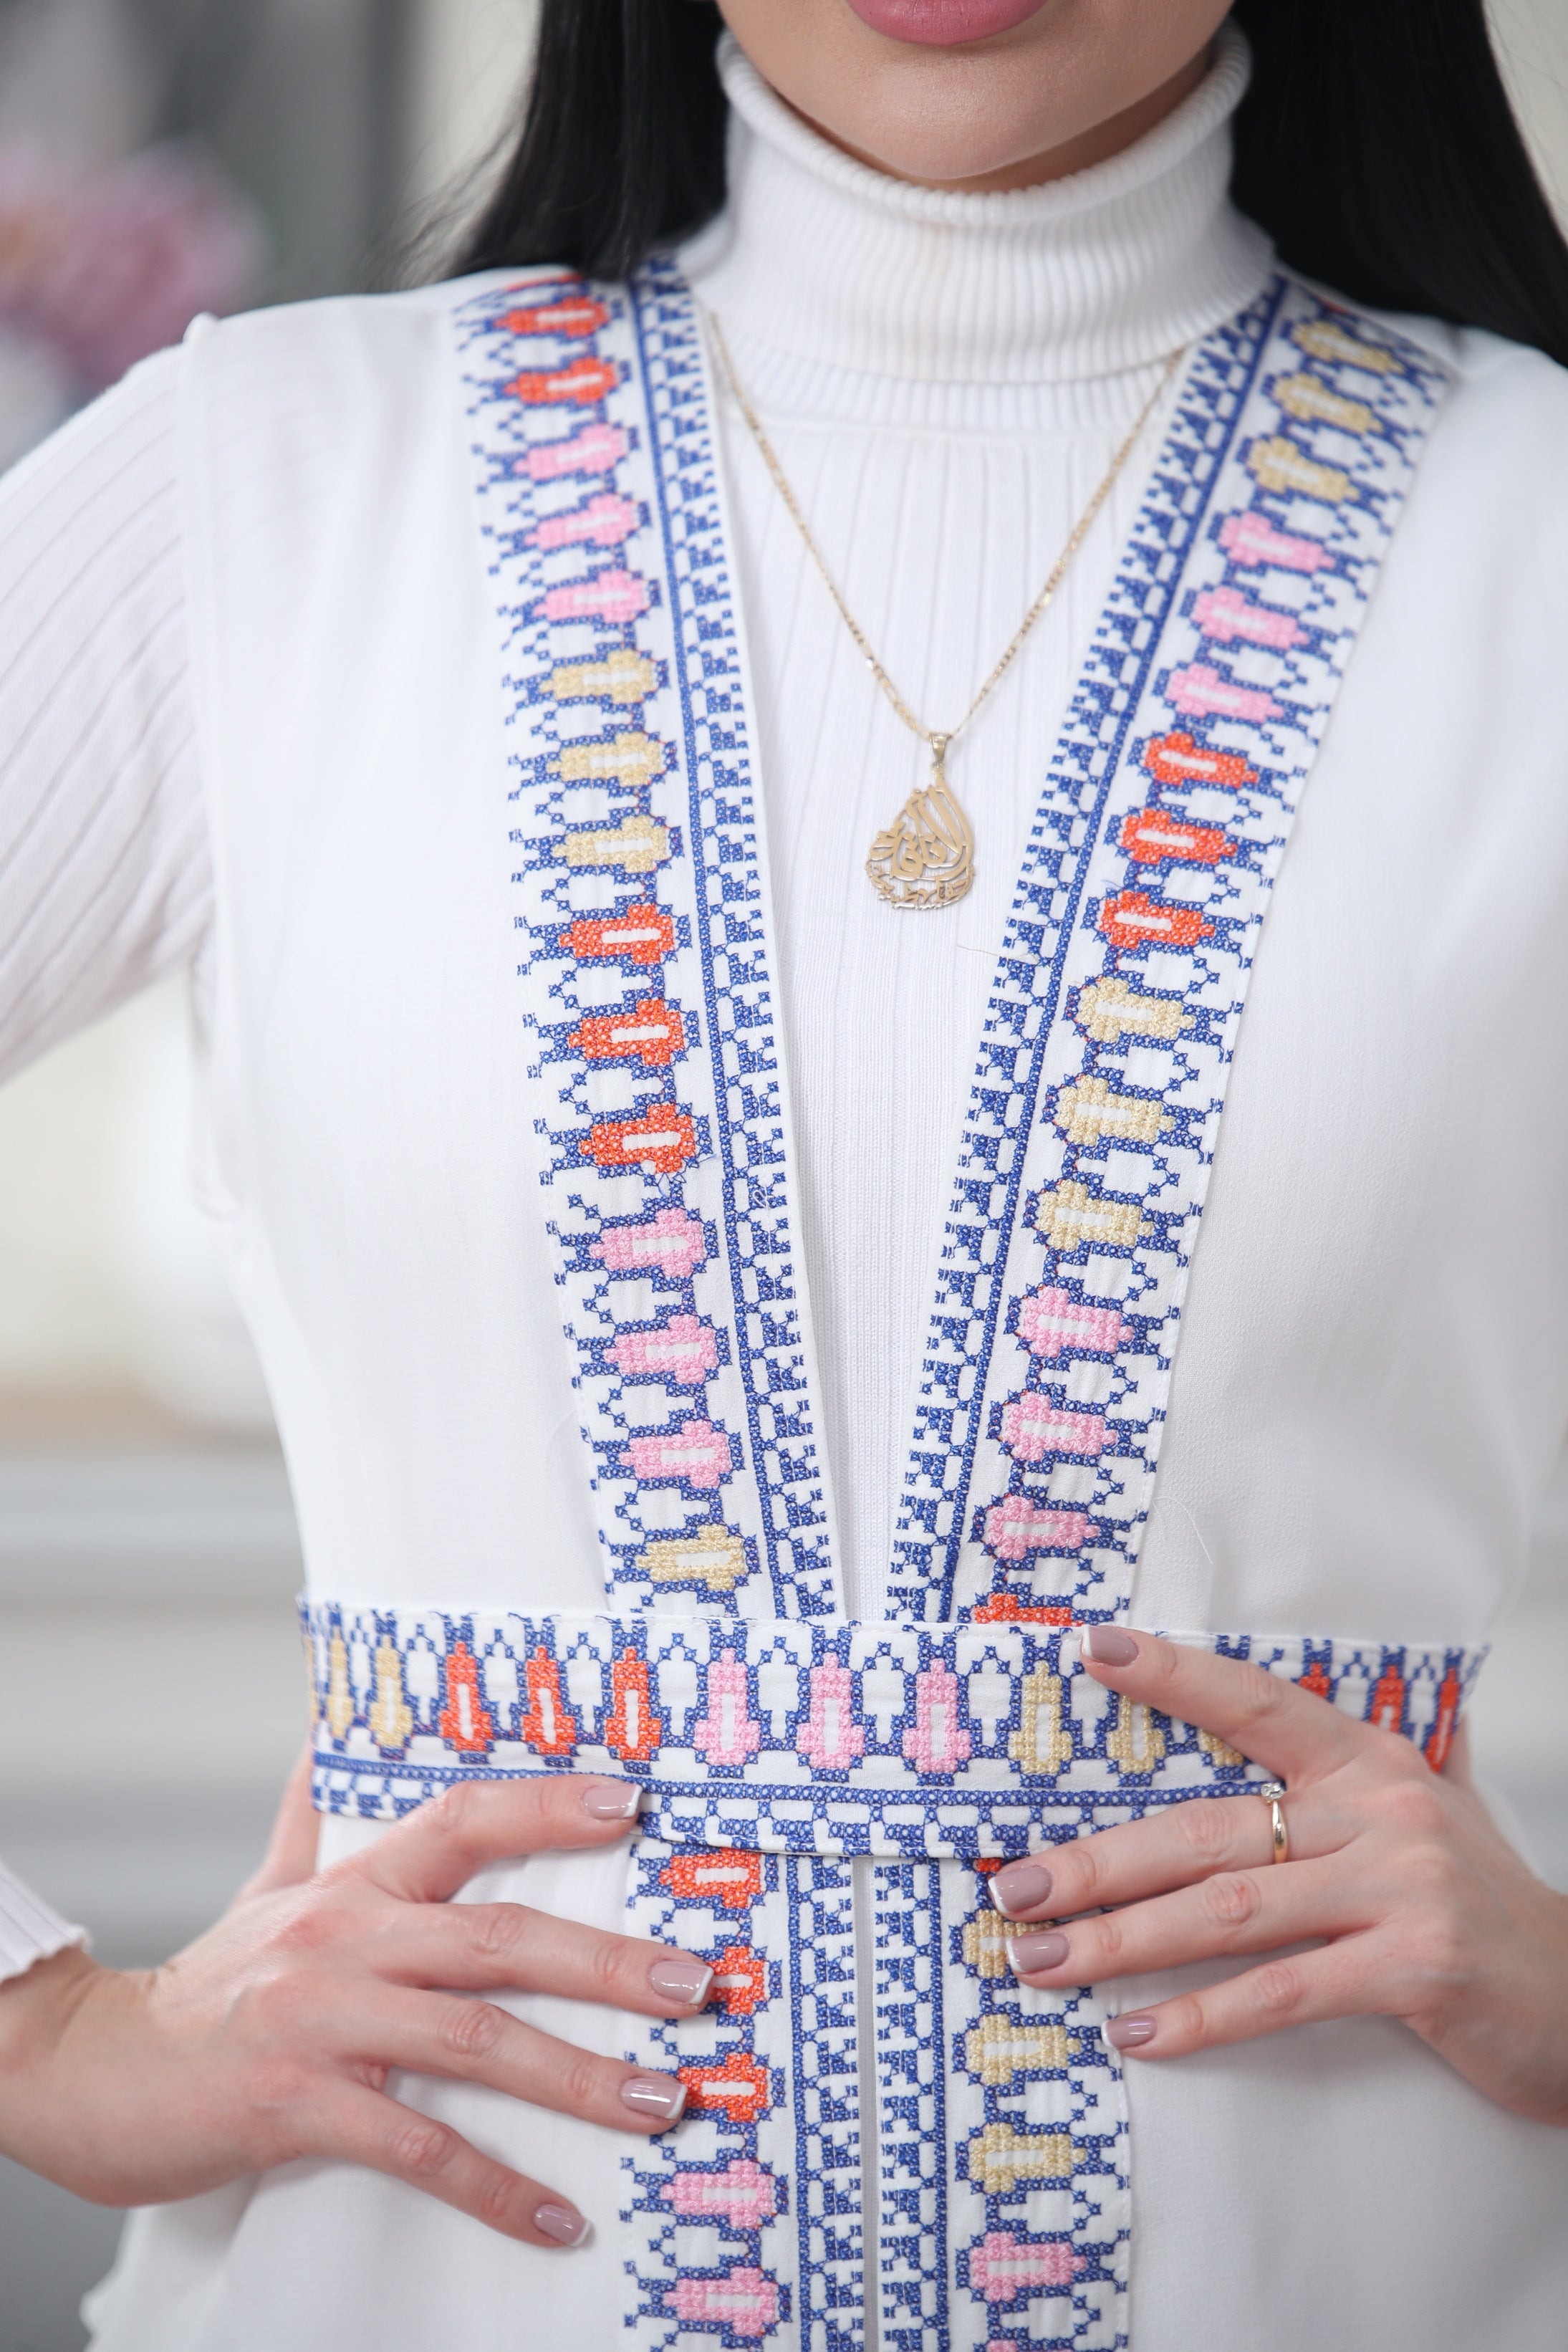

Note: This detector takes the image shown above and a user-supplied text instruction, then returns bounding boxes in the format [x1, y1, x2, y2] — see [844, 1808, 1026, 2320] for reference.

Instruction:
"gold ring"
[1256, 1779, 1289, 1864]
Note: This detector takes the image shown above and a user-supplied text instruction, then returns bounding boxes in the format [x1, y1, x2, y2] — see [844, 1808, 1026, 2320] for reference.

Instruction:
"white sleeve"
[0, 342, 211, 1085]
[0, 1856, 88, 1985]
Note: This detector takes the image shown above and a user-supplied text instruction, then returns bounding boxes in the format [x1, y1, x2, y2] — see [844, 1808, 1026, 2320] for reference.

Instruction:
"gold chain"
[706, 311, 1184, 910]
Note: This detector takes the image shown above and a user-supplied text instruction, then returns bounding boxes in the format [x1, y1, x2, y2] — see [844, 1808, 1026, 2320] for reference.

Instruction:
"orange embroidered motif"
[1424, 1669, 1461, 1773]
[519, 1647, 578, 1757]
[502, 294, 610, 340]
[438, 1640, 495, 1754]
[604, 1652, 663, 1762]
[678, 2051, 771, 2123]
[564, 902, 674, 968]
[581, 1104, 697, 1174]
[660, 1848, 764, 1910]
[971, 1593, 1073, 1626]
[569, 998, 686, 1070]
[1297, 1661, 1332, 1700]
[1370, 1666, 1406, 1734]
[1141, 730, 1258, 791]
[506, 355, 618, 405]
[1119, 808, 1236, 868]
[708, 1944, 768, 2016]
[1097, 890, 1215, 951]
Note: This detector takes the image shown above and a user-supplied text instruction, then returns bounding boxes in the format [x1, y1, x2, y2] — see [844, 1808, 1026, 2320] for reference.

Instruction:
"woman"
[0, 1, 1565, 2346]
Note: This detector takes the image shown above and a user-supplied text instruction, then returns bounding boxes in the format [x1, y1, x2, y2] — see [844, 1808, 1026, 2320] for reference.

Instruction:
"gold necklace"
[706, 315, 1183, 912]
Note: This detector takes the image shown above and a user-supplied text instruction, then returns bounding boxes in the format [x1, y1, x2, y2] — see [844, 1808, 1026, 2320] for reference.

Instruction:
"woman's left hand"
[988, 1628, 1568, 2126]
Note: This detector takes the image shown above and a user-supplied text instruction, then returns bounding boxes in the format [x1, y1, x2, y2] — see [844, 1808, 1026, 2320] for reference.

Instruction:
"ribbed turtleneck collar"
[681, 24, 1271, 385]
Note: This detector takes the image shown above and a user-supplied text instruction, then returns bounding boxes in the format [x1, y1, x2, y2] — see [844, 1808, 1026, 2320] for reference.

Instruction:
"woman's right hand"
[0, 1760, 710, 2250]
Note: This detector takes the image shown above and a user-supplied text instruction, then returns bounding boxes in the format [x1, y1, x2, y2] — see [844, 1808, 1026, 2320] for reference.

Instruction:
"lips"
[843, 0, 1049, 44]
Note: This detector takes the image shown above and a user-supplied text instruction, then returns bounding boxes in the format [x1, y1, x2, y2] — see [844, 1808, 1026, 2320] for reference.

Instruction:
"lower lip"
[844, 0, 1049, 44]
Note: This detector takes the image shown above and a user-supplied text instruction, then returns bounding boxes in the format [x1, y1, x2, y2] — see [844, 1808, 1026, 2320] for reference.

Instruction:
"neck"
[683, 27, 1271, 387]
[816, 42, 1216, 195]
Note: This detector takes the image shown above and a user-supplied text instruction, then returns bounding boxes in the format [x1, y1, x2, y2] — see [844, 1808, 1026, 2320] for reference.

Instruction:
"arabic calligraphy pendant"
[865, 732, 976, 911]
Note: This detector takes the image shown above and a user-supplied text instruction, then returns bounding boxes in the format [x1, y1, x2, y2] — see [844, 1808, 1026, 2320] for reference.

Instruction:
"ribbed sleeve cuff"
[0, 1859, 90, 1985]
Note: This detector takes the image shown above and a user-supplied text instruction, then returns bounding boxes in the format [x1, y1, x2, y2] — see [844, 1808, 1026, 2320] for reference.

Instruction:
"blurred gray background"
[0, 2, 1565, 2346]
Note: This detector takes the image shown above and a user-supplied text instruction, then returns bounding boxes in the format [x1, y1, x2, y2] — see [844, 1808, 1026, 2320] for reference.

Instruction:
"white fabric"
[0, 30, 1561, 2352]
[0, 1855, 87, 1982]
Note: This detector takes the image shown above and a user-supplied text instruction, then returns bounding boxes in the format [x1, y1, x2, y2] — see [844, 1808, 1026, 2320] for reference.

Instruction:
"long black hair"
[455, 0, 1568, 369]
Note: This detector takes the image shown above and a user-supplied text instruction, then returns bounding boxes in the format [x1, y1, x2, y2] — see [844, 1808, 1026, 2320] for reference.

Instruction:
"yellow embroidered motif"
[1199, 1725, 1246, 1768]
[367, 1636, 413, 1751]
[549, 648, 658, 705]
[325, 1629, 354, 1742]
[642, 1522, 749, 1593]
[1052, 1077, 1170, 1148]
[556, 729, 668, 789]
[1106, 1693, 1167, 1773]
[1034, 1181, 1148, 1254]
[1273, 373, 1375, 436]
[563, 813, 670, 873]
[1246, 436, 1351, 504]
[964, 2016, 1074, 2085]
[1008, 1668, 1075, 1776]
[1292, 319, 1401, 374]
[961, 1911, 1029, 1979]
[966, 2122, 1073, 2193]
[1075, 977, 1187, 1044]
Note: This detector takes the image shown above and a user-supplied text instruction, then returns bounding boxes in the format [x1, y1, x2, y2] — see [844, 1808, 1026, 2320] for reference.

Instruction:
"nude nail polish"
[1082, 1625, 1140, 1667]
[991, 1861, 1053, 1919]
[534, 2202, 590, 2247]
[582, 1780, 642, 1820]
[1104, 2013, 1158, 2050]
[621, 2074, 687, 2122]
[1009, 1929, 1069, 1974]
[648, 1957, 713, 2008]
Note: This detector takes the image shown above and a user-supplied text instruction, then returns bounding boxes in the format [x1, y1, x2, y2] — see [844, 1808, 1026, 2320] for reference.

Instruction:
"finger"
[339, 1987, 688, 2133]
[349, 1777, 643, 1905]
[1006, 1855, 1361, 1989]
[991, 1785, 1350, 1924]
[1077, 1626, 1369, 1784]
[235, 1746, 320, 1904]
[312, 2080, 592, 2246]
[1097, 1936, 1390, 2060]
[371, 1900, 713, 2015]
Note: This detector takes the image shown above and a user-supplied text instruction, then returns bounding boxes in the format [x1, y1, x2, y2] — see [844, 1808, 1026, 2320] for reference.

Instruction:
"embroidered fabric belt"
[305, 1603, 1482, 1848]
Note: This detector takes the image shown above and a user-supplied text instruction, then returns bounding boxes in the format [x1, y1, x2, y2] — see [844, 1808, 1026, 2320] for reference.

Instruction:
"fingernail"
[1009, 1929, 1069, 1974]
[581, 1780, 641, 1821]
[1082, 1625, 1140, 1667]
[534, 2202, 590, 2247]
[991, 1861, 1054, 1919]
[620, 2074, 686, 2123]
[1104, 2012, 1158, 2051]
[648, 1957, 713, 2009]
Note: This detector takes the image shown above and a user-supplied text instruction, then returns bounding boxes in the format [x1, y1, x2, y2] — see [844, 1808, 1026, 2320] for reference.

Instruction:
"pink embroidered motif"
[971, 2232, 1082, 2303]
[664, 2159, 779, 2229]
[1218, 507, 1332, 572]
[902, 1666, 972, 1772]
[1016, 1288, 1127, 1360]
[523, 421, 629, 483]
[794, 1660, 865, 1769]
[1193, 584, 1307, 650]
[527, 489, 640, 552]
[665, 2268, 779, 2338]
[619, 1416, 736, 1490]
[591, 1206, 708, 1278]
[982, 1495, 1091, 1561]
[1167, 663, 1283, 723]
[539, 567, 650, 625]
[1001, 1396, 1109, 1462]
[693, 1648, 762, 1766]
[609, 1314, 718, 1386]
